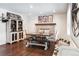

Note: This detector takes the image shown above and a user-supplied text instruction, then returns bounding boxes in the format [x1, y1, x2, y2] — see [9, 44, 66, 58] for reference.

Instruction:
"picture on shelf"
[49, 15, 53, 22]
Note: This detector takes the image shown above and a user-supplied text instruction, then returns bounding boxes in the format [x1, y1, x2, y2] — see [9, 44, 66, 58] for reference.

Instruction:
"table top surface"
[26, 33, 50, 36]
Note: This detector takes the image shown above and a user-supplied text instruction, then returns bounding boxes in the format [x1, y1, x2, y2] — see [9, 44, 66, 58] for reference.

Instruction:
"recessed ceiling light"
[40, 12, 42, 14]
[30, 5, 33, 8]
[53, 9, 56, 13]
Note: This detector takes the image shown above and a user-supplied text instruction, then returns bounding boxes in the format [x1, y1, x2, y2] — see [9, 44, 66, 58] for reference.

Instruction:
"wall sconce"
[0, 13, 8, 22]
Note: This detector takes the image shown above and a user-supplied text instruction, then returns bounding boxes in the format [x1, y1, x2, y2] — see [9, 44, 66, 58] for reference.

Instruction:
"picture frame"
[48, 15, 53, 22]
[38, 15, 53, 23]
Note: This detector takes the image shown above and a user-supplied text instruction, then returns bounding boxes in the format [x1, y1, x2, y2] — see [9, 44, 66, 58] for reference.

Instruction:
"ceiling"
[0, 3, 68, 16]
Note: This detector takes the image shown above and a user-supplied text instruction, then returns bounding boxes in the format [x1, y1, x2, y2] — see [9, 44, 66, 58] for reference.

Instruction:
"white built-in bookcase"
[6, 12, 24, 44]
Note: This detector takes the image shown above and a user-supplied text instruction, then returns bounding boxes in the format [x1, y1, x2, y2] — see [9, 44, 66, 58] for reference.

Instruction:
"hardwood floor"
[0, 40, 55, 56]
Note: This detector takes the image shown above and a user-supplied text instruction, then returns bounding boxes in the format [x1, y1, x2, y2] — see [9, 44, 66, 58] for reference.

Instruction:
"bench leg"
[44, 42, 48, 50]
[26, 42, 29, 47]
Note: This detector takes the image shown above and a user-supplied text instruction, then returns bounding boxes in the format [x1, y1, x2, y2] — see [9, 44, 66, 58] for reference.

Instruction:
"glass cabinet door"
[18, 21, 23, 31]
[11, 20, 17, 32]
[15, 33, 17, 40]
[12, 34, 14, 41]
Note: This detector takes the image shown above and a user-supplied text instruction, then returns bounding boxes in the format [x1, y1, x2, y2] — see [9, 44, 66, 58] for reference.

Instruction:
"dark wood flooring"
[0, 40, 55, 56]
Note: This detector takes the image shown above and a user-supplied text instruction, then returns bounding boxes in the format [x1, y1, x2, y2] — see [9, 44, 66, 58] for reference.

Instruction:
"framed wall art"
[38, 15, 53, 23]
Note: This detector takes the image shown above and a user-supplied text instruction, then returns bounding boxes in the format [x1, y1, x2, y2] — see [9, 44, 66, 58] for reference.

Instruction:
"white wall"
[0, 8, 8, 45]
[21, 13, 38, 33]
[0, 21, 6, 45]
[53, 13, 67, 39]
[22, 13, 70, 40]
